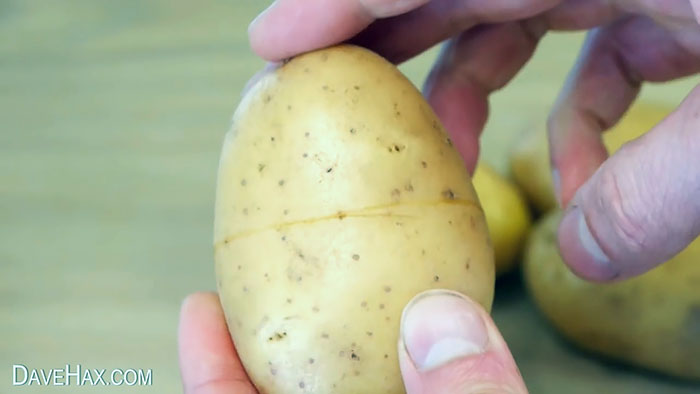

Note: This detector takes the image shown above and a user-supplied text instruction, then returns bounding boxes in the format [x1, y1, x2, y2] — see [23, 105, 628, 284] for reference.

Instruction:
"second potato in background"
[473, 163, 532, 275]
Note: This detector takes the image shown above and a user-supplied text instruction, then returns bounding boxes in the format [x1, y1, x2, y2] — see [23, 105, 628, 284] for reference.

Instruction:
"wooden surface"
[1, 1, 698, 392]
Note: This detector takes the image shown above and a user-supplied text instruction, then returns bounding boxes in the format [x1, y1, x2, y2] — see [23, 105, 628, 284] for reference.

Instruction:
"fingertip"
[557, 206, 619, 282]
[398, 290, 526, 393]
[180, 291, 221, 320]
[247, 0, 375, 61]
[547, 110, 609, 207]
[178, 292, 256, 394]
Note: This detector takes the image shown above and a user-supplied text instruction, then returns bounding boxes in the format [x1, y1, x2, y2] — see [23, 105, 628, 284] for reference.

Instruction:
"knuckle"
[594, 166, 653, 254]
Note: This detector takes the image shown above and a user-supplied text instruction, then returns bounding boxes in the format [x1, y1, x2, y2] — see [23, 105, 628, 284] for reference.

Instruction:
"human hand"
[548, 2, 700, 282]
[249, 0, 700, 282]
[178, 291, 527, 393]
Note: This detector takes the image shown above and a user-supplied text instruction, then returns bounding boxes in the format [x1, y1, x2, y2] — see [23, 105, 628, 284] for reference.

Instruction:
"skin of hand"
[178, 291, 527, 394]
[250, 0, 700, 282]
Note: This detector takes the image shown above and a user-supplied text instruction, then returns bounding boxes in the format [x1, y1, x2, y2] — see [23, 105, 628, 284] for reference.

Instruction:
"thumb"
[557, 86, 700, 282]
[398, 290, 527, 394]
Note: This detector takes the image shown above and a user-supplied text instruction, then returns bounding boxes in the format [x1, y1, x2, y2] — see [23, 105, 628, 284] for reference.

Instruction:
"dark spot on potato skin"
[278, 179, 285, 186]
[421, 161, 428, 168]
[384, 286, 392, 293]
[258, 163, 266, 172]
[352, 254, 360, 261]
[267, 332, 287, 342]
[442, 189, 455, 200]
[404, 183, 414, 192]
[241, 179, 247, 186]
[351, 352, 360, 361]
[309, 358, 315, 364]
[299, 381, 305, 389]
[434, 275, 440, 282]
[326, 167, 333, 173]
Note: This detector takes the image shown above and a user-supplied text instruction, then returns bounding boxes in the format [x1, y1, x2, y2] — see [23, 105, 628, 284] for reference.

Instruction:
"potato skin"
[524, 211, 700, 380]
[214, 45, 494, 393]
[472, 164, 531, 275]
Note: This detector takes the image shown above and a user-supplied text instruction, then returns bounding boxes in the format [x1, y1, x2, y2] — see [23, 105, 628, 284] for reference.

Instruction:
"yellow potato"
[510, 102, 673, 212]
[213, 45, 494, 393]
[524, 211, 700, 380]
[472, 163, 532, 275]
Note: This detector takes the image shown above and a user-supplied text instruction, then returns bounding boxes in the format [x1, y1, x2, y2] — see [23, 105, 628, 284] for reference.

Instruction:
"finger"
[557, 85, 700, 282]
[248, 0, 430, 61]
[548, 16, 700, 207]
[179, 292, 257, 394]
[424, 19, 547, 172]
[353, 0, 559, 63]
[399, 290, 527, 393]
[543, 0, 620, 30]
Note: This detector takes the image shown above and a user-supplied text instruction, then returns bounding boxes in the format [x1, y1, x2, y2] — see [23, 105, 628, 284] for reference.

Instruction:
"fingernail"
[558, 207, 617, 281]
[552, 169, 562, 207]
[242, 62, 280, 97]
[400, 290, 489, 371]
[248, 0, 279, 34]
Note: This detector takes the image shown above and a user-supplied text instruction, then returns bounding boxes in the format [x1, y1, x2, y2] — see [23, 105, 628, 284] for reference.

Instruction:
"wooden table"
[1, 1, 698, 392]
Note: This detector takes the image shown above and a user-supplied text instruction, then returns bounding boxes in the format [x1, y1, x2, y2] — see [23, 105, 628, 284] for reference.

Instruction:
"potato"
[213, 45, 494, 393]
[510, 102, 673, 213]
[472, 163, 531, 275]
[524, 211, 700, 380]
